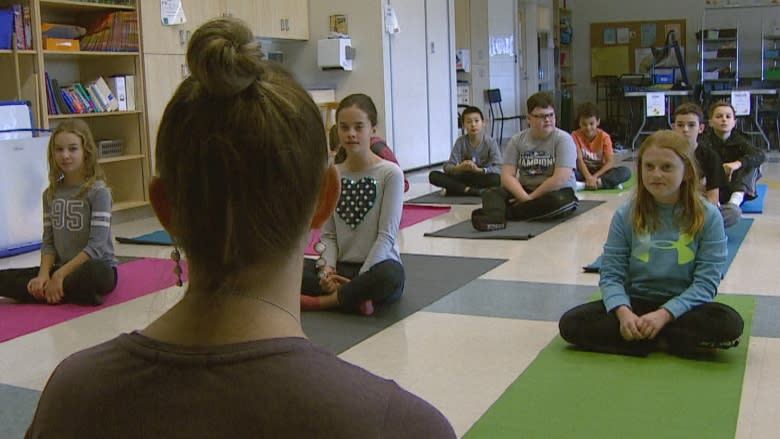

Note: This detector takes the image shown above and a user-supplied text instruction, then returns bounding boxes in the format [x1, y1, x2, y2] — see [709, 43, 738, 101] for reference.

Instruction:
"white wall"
[570, 1, 780, 106]
[285, 0, 390, 138]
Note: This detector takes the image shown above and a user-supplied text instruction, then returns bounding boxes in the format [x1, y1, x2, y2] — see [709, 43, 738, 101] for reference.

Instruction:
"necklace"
[226, 291, 300, 324]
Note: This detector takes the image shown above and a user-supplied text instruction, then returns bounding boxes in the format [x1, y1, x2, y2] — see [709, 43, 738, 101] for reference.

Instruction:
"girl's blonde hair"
[633, 130, 704, 236]
[45, 119, 105, 202]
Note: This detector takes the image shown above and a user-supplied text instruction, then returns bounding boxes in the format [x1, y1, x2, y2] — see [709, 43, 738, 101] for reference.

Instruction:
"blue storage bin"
[653, 68, 675, 85]
[0, 9, 13, 50]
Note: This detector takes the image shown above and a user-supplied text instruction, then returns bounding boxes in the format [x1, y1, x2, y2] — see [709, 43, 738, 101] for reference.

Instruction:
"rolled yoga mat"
[424, 200, 604, 240]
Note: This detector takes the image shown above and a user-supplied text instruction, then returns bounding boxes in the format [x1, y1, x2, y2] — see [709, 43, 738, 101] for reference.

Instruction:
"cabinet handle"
[286, 19, 290, 32]
[179, 30, 186, 46]
[186, 30, 191, 43]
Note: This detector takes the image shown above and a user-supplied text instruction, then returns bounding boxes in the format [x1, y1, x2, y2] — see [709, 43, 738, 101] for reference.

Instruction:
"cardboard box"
[43, 37, 79, 51]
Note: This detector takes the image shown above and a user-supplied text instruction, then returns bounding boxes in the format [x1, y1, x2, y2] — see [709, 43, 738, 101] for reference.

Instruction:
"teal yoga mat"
[465, 294, 755, 439]
[583, 217, 754, 276]
[741, 184, 767, 214]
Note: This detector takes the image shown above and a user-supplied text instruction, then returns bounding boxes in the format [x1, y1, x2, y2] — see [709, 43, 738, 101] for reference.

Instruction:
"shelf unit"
[27, 0, 149, 212]
[698, 9, 740, 88]
[697, 28, 739, 86]
[762, 33, 780, 81]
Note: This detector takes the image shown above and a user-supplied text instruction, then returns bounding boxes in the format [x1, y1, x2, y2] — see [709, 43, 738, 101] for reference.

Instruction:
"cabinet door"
[256, 0, 309, 40]
[141, 0, 223, 54]
[223, 0, 261, 34]
[143, 54, 188, 173]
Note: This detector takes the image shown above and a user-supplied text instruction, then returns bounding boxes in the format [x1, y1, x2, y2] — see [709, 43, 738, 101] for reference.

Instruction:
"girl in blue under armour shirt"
[558, 130, 743, 356]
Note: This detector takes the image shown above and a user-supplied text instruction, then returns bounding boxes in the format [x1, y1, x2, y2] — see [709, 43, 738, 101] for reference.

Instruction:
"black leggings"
[428, 170, 501, 195]
[558, 298, 744, 356]
[720, 166, 762, 204]
[301, 258, 405, 310]
[0, 259, 118, 306]
[481, 186, 579, 221]
[574, 166, 632, 189]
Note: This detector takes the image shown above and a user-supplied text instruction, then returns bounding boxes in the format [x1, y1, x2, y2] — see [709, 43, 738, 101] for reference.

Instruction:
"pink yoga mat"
[0, 258, 188, 343]
[305, 204, 451, 255]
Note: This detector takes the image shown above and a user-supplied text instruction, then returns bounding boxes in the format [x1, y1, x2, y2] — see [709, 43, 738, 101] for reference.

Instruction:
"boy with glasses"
[472, 92, 578, 230]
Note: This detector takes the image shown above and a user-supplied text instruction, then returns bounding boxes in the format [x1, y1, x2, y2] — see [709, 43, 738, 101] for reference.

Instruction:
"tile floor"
[1, 150, 779, 438]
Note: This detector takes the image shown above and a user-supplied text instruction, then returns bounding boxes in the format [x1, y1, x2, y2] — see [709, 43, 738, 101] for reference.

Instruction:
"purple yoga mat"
[305, 204, 451, 255]
[0, 258, 188, 342]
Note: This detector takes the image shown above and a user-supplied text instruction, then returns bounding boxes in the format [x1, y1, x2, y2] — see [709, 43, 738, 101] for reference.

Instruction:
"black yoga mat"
[302, 253, 506, 354]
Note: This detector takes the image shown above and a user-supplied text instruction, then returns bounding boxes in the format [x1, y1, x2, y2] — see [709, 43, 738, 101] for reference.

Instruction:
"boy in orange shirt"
[571, 102, 631, 190]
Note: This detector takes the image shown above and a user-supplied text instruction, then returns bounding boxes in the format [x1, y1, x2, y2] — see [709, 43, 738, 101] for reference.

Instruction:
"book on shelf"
[89, 76, 119, 111]
[107, 76, 127, 111]
[44, 72, 57, 115]
[80, 11, 139, 52]
[12, 4, 24, 49]
[45, 73, 125, 115]
[124, 74, 135, 111]
[64, 86, 84, 113]
[50, 78, 70, 114]
[59, 88, 77, 113]
[22, 5, 31, 49]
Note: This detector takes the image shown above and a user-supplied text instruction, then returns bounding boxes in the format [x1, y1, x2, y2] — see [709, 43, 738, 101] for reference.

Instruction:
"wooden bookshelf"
[32, 0, 150, 211]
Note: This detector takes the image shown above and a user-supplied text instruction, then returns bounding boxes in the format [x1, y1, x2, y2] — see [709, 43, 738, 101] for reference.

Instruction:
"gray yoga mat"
[406, 191, 483, 205]
[423, 199, 605, 240]
[0, 384, 40, 439]
[302, 253, 506, 353]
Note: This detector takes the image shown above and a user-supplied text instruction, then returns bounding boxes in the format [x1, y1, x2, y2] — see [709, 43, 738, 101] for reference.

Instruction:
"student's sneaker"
[440, 188, 447, 196]
[616, 183, 624, 190]
[575, 181, 586, 191]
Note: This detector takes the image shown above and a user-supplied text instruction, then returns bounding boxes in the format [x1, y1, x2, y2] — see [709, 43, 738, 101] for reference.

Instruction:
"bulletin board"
[590, 19, 686, 78]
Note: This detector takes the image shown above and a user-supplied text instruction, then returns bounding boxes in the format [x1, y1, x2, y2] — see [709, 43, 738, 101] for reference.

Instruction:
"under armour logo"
[633, 233, 694, 264]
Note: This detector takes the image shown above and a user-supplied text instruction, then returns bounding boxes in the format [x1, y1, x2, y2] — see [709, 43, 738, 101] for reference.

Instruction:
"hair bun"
[186, 18, 264, 97]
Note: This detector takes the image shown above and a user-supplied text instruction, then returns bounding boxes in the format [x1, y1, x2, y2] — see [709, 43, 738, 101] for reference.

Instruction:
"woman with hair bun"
[25, 17, 455, 439]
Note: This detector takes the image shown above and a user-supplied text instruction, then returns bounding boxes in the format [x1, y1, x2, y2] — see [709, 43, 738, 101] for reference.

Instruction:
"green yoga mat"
[465, 294, 755, 439]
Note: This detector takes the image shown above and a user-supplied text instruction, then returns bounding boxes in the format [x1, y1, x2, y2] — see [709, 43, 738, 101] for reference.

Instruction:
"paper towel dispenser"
[318, 38, 354, 71]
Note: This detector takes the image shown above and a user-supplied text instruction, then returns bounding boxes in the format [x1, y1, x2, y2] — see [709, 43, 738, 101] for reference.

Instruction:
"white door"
[427, 0, 456, 164]
[388, 0, 430, 170]
[489, 0, 522, 141]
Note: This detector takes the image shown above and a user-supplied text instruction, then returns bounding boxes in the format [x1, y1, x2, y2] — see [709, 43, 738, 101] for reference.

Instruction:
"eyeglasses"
[530, 112, 556, 120]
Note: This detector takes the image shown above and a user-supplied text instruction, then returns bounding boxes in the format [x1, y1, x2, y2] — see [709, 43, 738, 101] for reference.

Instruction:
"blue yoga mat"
[115, 230, 173, 246]
[740, 184, 767, 214]
[583, 217, 754, 277]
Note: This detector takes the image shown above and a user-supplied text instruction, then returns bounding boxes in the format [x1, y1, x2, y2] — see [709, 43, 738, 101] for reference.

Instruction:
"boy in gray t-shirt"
[473, 92, 578, 230]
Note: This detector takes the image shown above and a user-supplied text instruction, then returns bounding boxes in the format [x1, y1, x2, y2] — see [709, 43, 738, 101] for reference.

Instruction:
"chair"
[485, 89, 525, 145]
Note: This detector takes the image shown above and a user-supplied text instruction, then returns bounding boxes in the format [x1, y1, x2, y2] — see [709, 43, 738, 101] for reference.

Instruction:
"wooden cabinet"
[20, 0, 150, 212]
[142, 53, 186, 173]
[223, 0, 309, 40]
[139, 0, 222, 54]
[138, 0, 221, 173]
